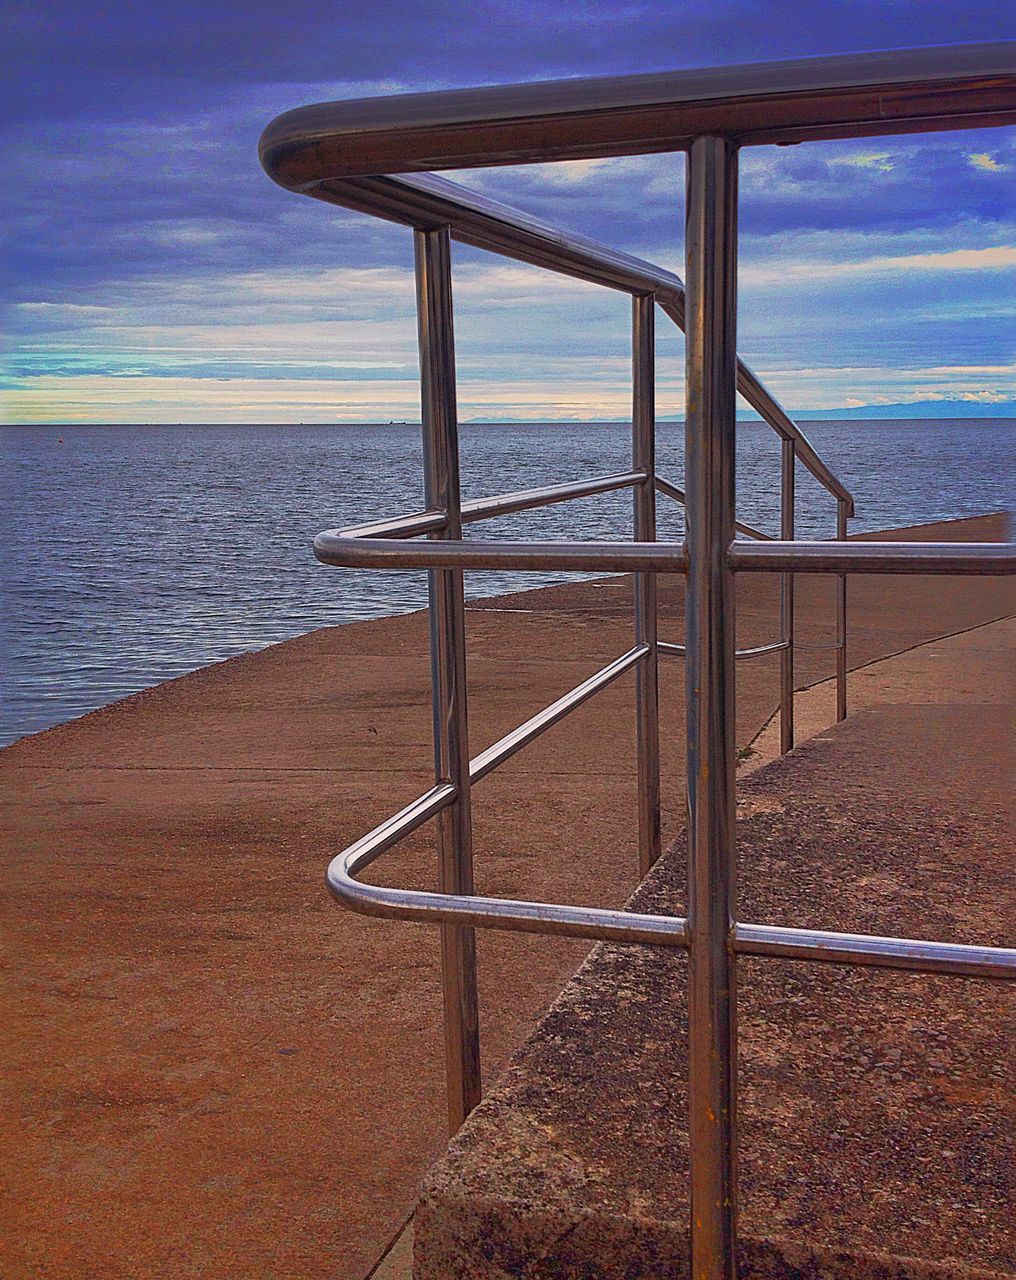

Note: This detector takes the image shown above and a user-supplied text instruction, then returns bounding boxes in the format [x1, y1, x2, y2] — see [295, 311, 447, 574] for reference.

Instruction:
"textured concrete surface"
[415, 617, 1015, 1280]
[2, 514, 1011, 1279]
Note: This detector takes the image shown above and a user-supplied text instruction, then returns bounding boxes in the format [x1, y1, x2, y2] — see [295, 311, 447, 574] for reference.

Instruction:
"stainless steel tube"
[313, 531, 689, 573]
[316, 530, 1016, 579]
[461, 469, 644, 522]
[659, 639, 788, 661]
[634, 294, 662, 877]
[733, 922, 1016, 981]
[415, 226, 482, 1132]
[684, 135, 740, 1279]
[335, 472, 644, 541]
[327, 782, 458, 877]
[470, 646, 648, 784]
[336, 509, 449, 540]
[656, 475, 774, 542]
[261, 46, 1016, 183]
[730, 540, 1016, 575]
[780, 439, 795, 754]
[315, 172, 688, 297]
[836, 501, 848, 722]
[324, 804, 1014, 976]
[330, 832, 692, 948]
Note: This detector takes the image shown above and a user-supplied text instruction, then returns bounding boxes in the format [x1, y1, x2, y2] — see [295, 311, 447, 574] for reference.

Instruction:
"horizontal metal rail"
[660, 639, 789, 661]
[261, 44, 1015, 179]
[313, 531, 690, 573]
[314, 532, 1015, 578]
[470, 646, 647, 783]
[733, 922, 1016, 981]
[657, 640, 688, 657]
[731, 540, 1016, 576]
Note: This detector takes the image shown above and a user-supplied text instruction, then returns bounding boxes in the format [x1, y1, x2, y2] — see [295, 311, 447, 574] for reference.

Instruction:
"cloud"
[6, 347, 1012, 424]
[1, 369, 660, 424]
[6, 1, 1016, 424]
[968, 153, 1009, 173]
[829, 152, 895, 172]
[5, 230, 1014, 424]
[741, 244, 1016, 286]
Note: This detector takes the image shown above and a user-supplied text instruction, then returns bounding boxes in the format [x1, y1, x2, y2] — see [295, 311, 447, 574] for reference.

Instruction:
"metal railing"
[260, 43, 1016, 1280]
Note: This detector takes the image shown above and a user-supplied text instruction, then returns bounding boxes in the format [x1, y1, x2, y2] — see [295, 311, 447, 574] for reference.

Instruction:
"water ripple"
[1, 420, 1011, 746]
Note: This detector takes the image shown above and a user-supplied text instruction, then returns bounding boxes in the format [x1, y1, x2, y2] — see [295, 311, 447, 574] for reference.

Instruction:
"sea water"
[2, 419, 1012, 746]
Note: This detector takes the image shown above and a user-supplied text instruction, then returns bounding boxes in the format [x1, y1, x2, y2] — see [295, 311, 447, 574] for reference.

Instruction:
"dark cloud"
[6, 0, 1014, 120]
[4, 0, 1013, 419]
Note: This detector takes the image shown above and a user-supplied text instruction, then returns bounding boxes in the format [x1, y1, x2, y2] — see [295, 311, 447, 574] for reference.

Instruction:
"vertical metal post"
[414, 226, 482, 1133]
[836, 500, 848, 722]
[684, 136, 739, 1278]
[633, 293, 661, 877]
[779, 439, 795, 754]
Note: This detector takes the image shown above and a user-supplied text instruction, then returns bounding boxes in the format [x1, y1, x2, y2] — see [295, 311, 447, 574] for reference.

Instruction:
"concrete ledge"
[3, 517, 1010, 1279]
[415, 634, 1014, 1278]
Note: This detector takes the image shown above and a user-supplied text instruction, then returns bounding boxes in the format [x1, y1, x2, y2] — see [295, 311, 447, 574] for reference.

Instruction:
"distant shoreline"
[5, 413, 1015, 429]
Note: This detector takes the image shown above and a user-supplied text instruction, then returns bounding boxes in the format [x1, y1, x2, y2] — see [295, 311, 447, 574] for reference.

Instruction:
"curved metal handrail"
[313, 530, 688, 574]
[313, 531, 1016, 576]
[322, 714, 1015, 978]
[258, 48, 1015, 517]
[260, 44, 1015, 178]
[327, 784, 691, 948]
[324, 764, 1016, 978]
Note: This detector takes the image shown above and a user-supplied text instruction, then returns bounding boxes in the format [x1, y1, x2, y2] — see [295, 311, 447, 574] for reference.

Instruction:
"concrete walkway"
[1, 515, 1011, 1279]
[416, 615, 1015, 1278]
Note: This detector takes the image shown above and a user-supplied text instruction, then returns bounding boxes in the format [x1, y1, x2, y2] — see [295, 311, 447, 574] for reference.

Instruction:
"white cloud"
[7, 227, 1013, 423]
[6, 350, 1013, 424]
[968, 153, 1008, 173]
[742, 245, 1016, 286]
[829, 152, 894, 172]
[0, 371, 648, 424]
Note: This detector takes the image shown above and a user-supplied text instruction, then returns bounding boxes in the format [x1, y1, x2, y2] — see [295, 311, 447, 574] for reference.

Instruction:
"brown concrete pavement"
[1, 514, 1011, 1279]
[416, 614, 1015, 1279]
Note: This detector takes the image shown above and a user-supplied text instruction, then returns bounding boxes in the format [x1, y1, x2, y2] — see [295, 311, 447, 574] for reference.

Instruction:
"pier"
[1, 513, 1011, 1279]
[5, 38, 1015, 1280]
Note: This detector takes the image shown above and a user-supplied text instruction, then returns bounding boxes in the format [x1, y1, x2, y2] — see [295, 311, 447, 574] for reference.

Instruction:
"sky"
[2, 1, 1014, 424]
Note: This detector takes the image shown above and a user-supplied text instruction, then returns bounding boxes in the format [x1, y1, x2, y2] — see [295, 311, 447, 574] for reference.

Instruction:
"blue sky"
[3, 2, 1014, 423]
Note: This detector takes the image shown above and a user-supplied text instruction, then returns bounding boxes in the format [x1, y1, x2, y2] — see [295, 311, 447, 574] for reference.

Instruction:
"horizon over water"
[2, 417, 1012, 748]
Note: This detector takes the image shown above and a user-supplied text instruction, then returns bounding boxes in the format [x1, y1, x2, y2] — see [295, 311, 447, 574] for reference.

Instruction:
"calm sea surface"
[2, 419, 1012, 747]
